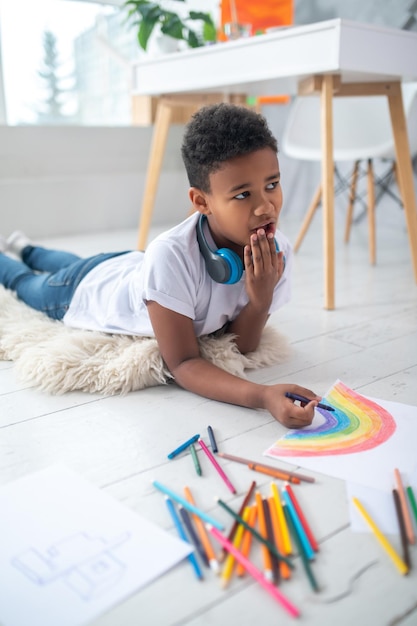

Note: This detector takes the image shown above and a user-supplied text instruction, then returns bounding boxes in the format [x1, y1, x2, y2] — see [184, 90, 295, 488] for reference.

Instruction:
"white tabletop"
[132, 19, 417, 97]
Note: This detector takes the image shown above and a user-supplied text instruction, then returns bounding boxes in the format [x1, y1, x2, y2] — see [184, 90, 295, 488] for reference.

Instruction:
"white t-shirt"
[63, 212, 292, 337]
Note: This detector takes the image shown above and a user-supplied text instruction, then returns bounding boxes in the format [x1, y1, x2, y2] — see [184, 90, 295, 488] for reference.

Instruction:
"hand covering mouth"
[251, 222, 276, 236]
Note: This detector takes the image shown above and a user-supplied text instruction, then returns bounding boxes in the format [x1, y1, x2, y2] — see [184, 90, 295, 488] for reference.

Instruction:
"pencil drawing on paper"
[11, 530, 131, 601]
[266, 380, 396, 457]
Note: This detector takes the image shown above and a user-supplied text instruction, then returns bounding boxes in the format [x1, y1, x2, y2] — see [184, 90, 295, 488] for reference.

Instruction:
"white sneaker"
[6, 231, 32, 256]
[0, 235, 7, 253]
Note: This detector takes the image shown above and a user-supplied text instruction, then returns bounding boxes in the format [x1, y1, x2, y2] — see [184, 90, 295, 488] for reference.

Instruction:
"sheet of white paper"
[0, 465, 192, 626]
[264, 391, 417, 493]
[347, 465, 417, 534]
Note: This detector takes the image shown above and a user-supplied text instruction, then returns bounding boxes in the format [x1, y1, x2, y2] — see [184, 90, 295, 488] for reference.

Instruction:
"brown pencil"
[217, 451, 315, 483]
[393, 488, 411, 571]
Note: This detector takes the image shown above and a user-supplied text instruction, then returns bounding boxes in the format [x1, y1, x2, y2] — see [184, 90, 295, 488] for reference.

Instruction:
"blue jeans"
[0, 246, 129, 320]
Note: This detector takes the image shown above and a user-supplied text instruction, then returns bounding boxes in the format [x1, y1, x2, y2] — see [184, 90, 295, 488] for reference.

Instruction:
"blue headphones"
[196, 214, 281, 285]
[196, 214, 243, 284]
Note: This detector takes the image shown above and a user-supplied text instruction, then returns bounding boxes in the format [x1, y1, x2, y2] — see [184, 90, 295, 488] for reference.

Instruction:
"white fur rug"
[0, 285, 291, 395]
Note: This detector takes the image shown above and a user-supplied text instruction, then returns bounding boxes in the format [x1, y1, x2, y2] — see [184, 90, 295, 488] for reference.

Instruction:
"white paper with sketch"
[0, 465, 192, 626]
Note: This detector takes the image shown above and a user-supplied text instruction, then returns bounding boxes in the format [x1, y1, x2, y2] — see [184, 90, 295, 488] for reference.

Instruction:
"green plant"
[124, 0, 216, 51]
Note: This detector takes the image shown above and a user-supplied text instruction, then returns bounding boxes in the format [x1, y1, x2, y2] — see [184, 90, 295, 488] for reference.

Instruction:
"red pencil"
[283, 483, 319, 552]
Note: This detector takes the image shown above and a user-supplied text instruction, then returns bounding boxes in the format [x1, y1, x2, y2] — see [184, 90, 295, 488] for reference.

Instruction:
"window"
[0, 0, 141, 125]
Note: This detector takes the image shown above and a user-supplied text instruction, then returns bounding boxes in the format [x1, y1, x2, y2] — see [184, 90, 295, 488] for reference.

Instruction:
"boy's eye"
[266, 181, 280, 190]
[234, 191, 250, 200]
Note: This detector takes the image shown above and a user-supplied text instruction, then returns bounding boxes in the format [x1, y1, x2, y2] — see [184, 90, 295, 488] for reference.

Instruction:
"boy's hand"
[263, 384, 321, 428]
[244, 229, 285, 311]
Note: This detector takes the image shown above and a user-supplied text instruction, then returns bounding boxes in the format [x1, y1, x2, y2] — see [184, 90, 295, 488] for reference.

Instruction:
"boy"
[0, 103, 320, 427]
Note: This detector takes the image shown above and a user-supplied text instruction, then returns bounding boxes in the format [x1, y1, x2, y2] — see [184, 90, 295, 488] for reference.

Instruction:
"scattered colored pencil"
[167, 434, 200, 459]
[198, 438, 236, 494]
[236, 504, 258, 577]
[248, 463, 301, 484]
[283, 503, 319, 592]
[284, 483, 319, 552]
[216, 497, 294, 568]
[352, 496, 408, 576]
[262, 496, 280, 584]
[394, 468, 415, 544]
[271, 482, 292, 556]
[220, 506, 250, 589]
[407, 486, 417, 527]
[217, 451, 315, 483]
[165, 496, 204, 580]
[207, 425, 218, 453]
[219, 480, 256, 563]
[207, 525, 301, 618]
[256, 492, 273, 582]
[268, 495, 291, 579]
[179, 505, 209, 568]
[392, 489, 411, 570]
[153, 480, 224, 530]
[190, 443, 202, 476]
[282, 488, 315, 561]
[183, 486, 219, 573]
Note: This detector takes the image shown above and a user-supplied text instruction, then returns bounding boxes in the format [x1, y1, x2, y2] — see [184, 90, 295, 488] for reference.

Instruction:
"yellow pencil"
[271, 482, 292, 555]
[220, 506, 250, 589]
[256, 491, 273, 582]
[353, 497, 409, 576]
[184, 486, 219, 573]
[268, 496, 291, 579]
[236, 504, 257, 577]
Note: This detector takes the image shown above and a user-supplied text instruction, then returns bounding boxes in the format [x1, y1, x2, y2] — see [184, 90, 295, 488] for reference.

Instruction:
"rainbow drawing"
[268, 380, 396, 457]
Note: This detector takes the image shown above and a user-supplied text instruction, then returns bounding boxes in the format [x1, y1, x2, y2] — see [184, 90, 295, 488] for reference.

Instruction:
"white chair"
[282, 82, 417, 263]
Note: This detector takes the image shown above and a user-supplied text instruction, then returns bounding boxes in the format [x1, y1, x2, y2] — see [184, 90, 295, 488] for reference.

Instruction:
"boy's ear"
[188, 187, 211, 215]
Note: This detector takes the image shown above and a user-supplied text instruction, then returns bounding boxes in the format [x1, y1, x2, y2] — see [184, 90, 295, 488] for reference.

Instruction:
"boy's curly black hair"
[181, 103, 278, 192]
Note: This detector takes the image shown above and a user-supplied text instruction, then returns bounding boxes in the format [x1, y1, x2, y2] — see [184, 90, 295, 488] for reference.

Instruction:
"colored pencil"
[392, 489, 411, 570]
[352, 496, 408, 576]
[236, 504, 258, 577]
[165, 497, 204, 580]
[219, 480, 256, 563]
[189, 443, 202, 476]
[285, 391, 334, 411]
[216, 497, 294, 568]
[217, 451, 315, 483]
[283, 503, 320, 592]
[271, 482, 292, 555]
[282, 489, 315, 560]
[248, 463, 301, 484]
[153, 480, 224, 530]
[256, 492, 273, 582]
[262, 496, 280, 584]
[207, 525, 301, 618]
[179, 505, 209, 568]
[394, 468, 415, 544]
[407, 486, 417, 527]
[220, 506, 250, 589]
[183, 486, 219, 573]
[284, 483, 319, 552]
[268, 495, 291, 579]
[207, 425, 218, 453]
[198, 438, 236, 494]
[167, 434, 200, 459]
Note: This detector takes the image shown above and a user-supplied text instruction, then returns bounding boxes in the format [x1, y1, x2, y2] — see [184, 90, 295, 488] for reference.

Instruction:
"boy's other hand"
[244, 229, 284, 311]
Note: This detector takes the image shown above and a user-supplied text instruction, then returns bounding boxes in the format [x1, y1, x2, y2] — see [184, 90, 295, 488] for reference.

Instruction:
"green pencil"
[283, 503, 320, 592]
[406, 486, 417, 526]
[190, 443, 202, 476]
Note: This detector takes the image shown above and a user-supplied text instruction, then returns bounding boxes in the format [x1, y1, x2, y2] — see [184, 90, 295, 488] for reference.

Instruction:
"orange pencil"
[184, 486, 219, 573]
[220, 506, 250, 588]
[255, 491, 273, 582]
[284, 483, 319, 552]
[268, 496, 291, 579]
[394, 468, 415, 545]
[249, 463, 300, 484]
[236, 504, 258, 577]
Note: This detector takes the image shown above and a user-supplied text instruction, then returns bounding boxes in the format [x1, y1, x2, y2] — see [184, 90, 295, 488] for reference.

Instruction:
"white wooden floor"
[1, 192, 417, 626]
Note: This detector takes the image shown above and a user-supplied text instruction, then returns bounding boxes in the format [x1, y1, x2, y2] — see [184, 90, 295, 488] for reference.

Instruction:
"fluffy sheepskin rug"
[0, 285, 291, 395]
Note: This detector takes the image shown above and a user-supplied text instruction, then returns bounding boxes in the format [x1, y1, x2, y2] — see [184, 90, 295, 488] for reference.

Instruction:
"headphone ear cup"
[217, 248, 243, 284]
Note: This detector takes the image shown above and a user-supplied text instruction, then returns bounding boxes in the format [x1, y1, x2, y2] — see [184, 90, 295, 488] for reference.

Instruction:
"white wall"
[0, 125, 190, 238]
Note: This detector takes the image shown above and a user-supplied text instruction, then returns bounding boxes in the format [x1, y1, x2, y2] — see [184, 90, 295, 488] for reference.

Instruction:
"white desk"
[133, 19, 417, 309]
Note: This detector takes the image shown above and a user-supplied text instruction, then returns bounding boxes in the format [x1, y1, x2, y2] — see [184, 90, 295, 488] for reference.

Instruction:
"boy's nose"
[254, 198, 274, 217]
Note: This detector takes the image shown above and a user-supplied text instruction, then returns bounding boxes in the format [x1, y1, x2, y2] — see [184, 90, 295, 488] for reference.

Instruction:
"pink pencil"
[207, 525, 300, 618]
[198, 438, 236, 494]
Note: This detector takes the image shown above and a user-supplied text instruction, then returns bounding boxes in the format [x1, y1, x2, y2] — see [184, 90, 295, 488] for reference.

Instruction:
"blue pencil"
[167, 433, 200, 459]
[153, 480, 224, 530]
[165, 497, 204, 580]
[281, 489, 315, 561]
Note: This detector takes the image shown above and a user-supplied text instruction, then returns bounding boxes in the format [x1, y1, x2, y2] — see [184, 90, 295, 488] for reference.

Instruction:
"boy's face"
[190, 147, 282, 257]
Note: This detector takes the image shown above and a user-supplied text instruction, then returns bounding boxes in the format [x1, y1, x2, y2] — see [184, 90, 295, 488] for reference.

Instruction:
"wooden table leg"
[367, 159, 376, 265]
[137, 99, 173, 250]
[320, 75, 335, 310]
[387, 83, 417, 282]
